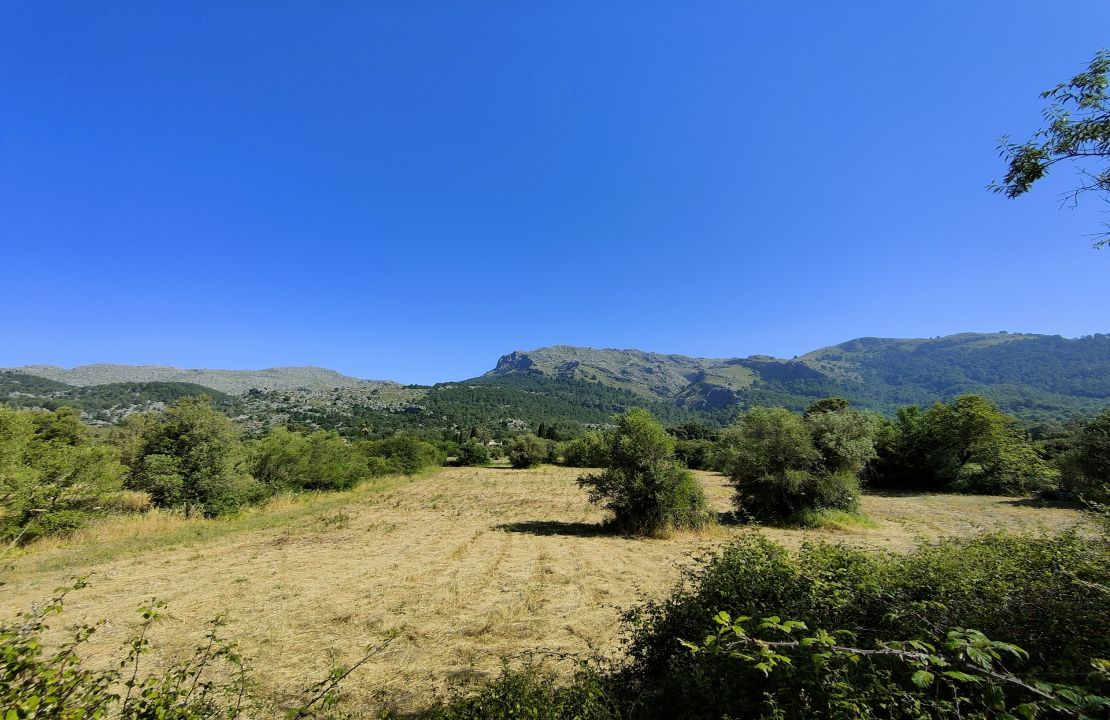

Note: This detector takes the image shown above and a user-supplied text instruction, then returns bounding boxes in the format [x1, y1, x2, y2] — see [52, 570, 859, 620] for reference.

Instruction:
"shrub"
[619, 531, 1110, 719]
[724, 407, 861, 520]
[578, 409, 713, 535]
[674, 438, 715, 470]
[871, 395, 1057, 495]
[1059, 409, 1110, 503]
[507, 434, 549, 469]
[120, 396, 259, 516]
[0, 406, 127, 542]
[360, 434, 442, 475]
[563, 431, 608, 467]
[250, 428, 367, 492]
[419, 661, 618, 720]
[455, 439, 490, 466]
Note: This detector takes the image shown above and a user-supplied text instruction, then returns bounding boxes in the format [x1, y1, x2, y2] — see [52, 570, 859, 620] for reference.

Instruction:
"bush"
[250, 428, 368, 492]
[419, 661, 618, 720]
[578, 409, 713, 535]
[618, 531, 1110, 719]
[0, 406, 127, 542]
[871, 395, 1057, 495]
[563, 431, 608, 467]
[360, 434, 443, 475]
[724, 407, 861, 521]
[674, 438, 715, 470]
[507, 434, 549, 469]
[120, 397, 259, 516]
[1059, 409, 1110, 503]
[455, 439, 490, 466]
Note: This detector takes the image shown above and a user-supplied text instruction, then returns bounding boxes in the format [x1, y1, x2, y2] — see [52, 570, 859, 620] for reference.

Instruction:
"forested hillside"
[5, 332, 1109, 434]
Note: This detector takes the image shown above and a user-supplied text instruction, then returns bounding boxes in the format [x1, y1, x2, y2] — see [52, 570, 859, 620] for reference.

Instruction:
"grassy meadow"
[0, 465, 1090, 717]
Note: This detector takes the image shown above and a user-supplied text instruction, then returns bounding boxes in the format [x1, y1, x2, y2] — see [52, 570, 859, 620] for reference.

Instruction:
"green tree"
[992, 49, 1110, 247]
[562, 431, 608, 468]
[359, 434, 442, 475]
[455, 439, 491, 466]
[121, 396, 257, 515]
[577, 408, 712, 535]
[250, 428, 368, 492]
[1059, 408, 1110, 503]
[872, 396, 1056, 494]
[506, 434, 549, 469]
[0, 406, 127, 541]
[724, 406, 862, 520]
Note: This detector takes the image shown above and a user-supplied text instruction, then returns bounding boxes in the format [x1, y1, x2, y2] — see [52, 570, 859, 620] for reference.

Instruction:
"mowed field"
[0, 466, 1090, 716]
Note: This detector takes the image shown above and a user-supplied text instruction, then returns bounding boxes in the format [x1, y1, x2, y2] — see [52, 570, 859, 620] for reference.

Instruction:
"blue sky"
[2, 2, 1108, 383]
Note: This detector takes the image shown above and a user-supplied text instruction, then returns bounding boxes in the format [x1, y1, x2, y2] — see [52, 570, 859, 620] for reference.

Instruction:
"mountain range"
[3, 332, 1109, 431]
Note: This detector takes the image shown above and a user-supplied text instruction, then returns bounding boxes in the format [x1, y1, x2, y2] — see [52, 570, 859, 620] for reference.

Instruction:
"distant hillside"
[10, 363, 370, 394]
[6, 332, 1109, 432]
[484, 333, 1110, 422]
[0, 371, 238, 422]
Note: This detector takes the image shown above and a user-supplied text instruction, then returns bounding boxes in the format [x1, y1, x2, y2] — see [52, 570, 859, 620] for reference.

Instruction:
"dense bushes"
[359, 434, 443, 475]
[562, 431, 608, 467]
[249, 427, 368, 491]
[416, 531, 1110, 720]
[120, 396, 260, 516]
[871, 395, 1056, 494]
[0, 406, 127, 541]
[1, 397, 446, 542]
[615, 531, 1110, 719]
[1057, 408, 1110, 502]
[507, 433, 550, 469]
[578, 409, 713, 535]
[720, 405, 871, 521]
[454, 439, 491, 466]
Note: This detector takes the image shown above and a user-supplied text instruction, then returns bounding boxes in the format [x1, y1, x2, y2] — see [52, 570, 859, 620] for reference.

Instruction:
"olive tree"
[578, 408, 713, 536]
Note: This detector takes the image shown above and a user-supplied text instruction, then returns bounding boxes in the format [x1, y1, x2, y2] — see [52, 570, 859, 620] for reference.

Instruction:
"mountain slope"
[483, 333, 1110, 422]
[10, 363, 370, 394]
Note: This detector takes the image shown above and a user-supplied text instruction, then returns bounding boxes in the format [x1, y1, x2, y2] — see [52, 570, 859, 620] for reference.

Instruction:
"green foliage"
[872, 395, 1057, 494]
[578, 409, 713, 535]
[562, 431, 608, 468]
[121, 396, 259, 516]
[507, 434, 550, 469]
[722, 406, 867, 521]
[1058, 408, 1110, 502]
[454, 439, 490, 466]
[674, 438, 715, 470]
[0, 406, 127, 542]
[359, 434, 443, 475]
[619, 532, 1110, 719]
[992, 49, 1110, 247]
[249, 428, 368, 492]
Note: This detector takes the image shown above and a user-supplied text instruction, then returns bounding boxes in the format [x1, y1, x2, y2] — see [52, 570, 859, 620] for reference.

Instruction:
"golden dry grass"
[0, 466, 1089, 716]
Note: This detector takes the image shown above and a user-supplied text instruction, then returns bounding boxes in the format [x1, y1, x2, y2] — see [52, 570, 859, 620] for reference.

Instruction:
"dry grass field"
[0, 466, 1090, 716]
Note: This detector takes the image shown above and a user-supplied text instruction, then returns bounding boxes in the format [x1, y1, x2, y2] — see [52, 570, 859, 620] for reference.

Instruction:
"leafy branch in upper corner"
[992, 49, 1110, 248]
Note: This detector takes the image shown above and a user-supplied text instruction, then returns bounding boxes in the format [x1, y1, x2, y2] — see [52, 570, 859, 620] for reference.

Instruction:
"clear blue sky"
[2, 2, 1108, 384]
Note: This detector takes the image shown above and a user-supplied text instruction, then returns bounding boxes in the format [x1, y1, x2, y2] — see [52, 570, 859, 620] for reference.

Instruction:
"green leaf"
[911, 670, 934, 688]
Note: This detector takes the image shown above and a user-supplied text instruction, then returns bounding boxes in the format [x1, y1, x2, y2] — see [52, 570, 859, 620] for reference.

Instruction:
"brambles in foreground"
[617, 532, 1110, 719]
[577, 408, 713, 535]
[0, 580, 392, 719]
[416, 531, 1110, 719]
